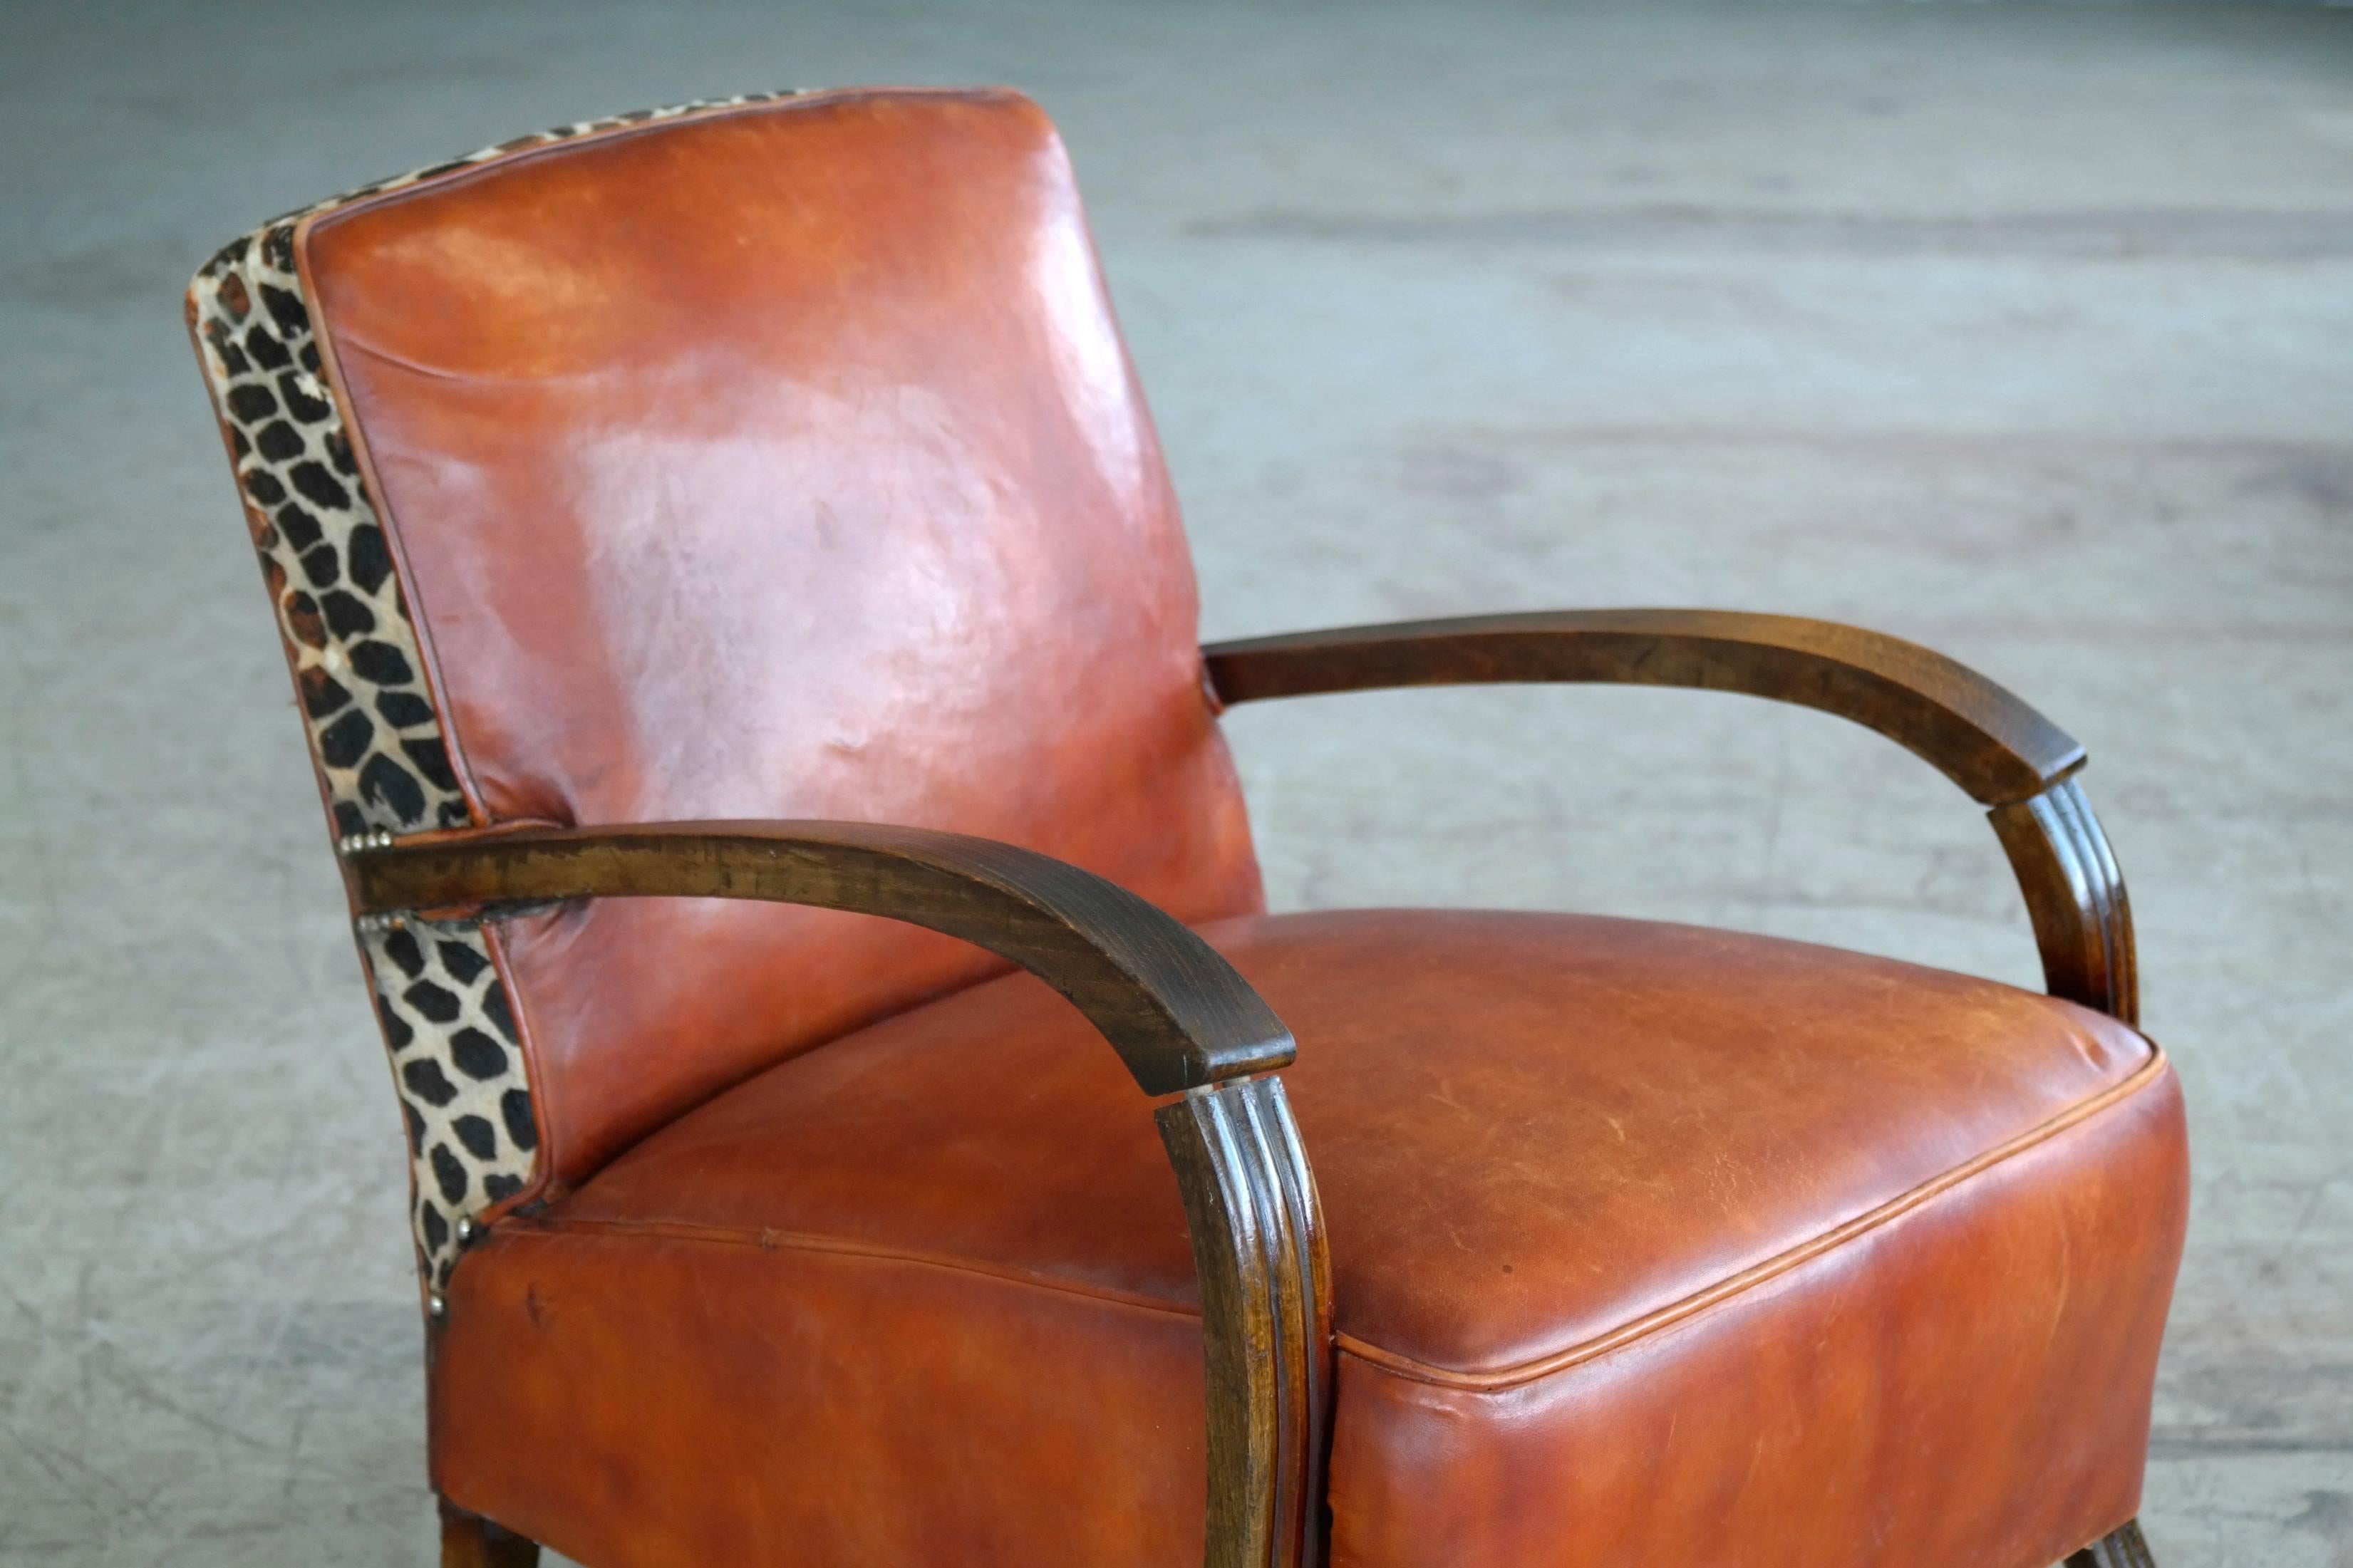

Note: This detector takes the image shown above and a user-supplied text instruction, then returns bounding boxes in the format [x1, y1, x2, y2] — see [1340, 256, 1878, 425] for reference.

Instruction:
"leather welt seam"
[1335, 1047, 2173, 1393]
[497, 1215, 1204, 1324]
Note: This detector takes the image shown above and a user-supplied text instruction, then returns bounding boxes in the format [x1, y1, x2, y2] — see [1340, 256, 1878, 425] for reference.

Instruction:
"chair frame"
[360, 608, 2151, 1568]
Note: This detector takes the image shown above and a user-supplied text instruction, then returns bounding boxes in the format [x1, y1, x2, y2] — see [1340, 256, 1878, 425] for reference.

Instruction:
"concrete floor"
[3, 1, 2348, 1563]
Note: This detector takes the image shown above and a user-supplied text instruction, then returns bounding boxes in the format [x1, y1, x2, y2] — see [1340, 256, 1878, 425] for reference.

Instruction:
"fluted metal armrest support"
[1206, 608, 2137, 1025]
[351, 819, 1333, 1568]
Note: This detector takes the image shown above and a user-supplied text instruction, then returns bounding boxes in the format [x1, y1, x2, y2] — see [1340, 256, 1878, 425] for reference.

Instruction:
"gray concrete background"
[2, 2, 2347, 1562]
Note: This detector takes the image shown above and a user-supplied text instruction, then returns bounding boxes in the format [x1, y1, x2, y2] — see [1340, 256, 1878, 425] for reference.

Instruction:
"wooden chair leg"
[441, 1497, 541, 1567]
[2066, 1518, 2156, 1568]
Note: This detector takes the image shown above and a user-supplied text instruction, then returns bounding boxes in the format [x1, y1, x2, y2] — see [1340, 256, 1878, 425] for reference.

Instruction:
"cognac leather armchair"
[188, 88, 2184, 1568]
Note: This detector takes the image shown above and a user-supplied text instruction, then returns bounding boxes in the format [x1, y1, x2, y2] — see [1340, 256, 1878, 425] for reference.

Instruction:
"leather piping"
[495, 1213, 1205, 1323]
[492, 1044, 2169, 1391]
[1339, 1044, 2173, 1391]
[292, 206, 487, 822]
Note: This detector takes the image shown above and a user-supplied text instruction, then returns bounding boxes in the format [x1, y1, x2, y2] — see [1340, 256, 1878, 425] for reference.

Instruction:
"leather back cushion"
[301, 90, 1263, 1190]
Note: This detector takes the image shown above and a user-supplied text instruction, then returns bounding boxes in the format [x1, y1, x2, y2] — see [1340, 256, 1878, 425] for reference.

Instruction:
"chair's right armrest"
[1205, 608, 2085, 806]
[346, 818, 1291, 1096]
[1205, 609, 2136, 1024]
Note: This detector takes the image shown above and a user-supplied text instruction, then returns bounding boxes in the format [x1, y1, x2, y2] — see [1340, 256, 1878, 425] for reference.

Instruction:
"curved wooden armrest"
[1206, 608, 2136, 1025]
[1205, 608, 2082, 806]
[351, 819, 1331, 1568]
[350, 819, 1290, 1096]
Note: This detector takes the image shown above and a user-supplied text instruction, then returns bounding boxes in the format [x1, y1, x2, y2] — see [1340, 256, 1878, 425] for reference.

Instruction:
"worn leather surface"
[297, 90, 1263, 1192]
[432, 910, 2188, 1567]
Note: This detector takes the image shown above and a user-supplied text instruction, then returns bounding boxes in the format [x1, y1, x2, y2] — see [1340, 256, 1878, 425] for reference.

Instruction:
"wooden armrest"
[348, 819, 1291, 1097]
[1206, 609, 2135, 1024]
[1205, 608, 2083, 807]
[351, 818, 1332, 1568]
[357, 822, 1336, 1568]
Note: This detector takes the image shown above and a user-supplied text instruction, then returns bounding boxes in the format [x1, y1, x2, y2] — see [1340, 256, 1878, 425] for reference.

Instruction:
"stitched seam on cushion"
[1335, 1045, 2172, 1392]
[478, 1046, 2168, 1375]
[502, 1214, 1206, 1323]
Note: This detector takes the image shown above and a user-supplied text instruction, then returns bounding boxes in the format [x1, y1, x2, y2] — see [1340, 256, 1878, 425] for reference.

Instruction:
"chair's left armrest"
[1204, 609, 2136, 1024]
[351, 818, 1330, 1568]
[349, 818, 1291, 1096]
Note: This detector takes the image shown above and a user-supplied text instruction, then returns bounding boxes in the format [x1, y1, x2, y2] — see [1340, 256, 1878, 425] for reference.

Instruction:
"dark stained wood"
[1159, 1077, 1333, 1568]
[2066, 1518, 2158, 1567]
[1204, 609, 2085, 807]
[1206, 608, 2141, 1028]
[360, 819, 1331, 1568]
[361, 655, 2139, 1568]
[349, 819, 1295, 1096]
[439, 1499, 540, 1567]
[1990, 779, 2140, 1025]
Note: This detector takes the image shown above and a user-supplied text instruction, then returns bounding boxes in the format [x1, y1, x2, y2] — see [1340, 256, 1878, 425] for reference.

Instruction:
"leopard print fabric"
[188, 91, 807, 1294]
[361, 919, 536, 1289]
[190, 221, 463, 838]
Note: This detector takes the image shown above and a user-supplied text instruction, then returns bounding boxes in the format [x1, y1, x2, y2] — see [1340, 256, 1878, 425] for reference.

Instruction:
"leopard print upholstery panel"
[360, 918, 536, 1289]
[187, 91, 807, 1294]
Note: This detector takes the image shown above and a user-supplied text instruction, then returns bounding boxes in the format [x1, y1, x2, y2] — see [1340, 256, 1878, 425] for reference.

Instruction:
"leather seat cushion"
[431, 909, 2187, 1568]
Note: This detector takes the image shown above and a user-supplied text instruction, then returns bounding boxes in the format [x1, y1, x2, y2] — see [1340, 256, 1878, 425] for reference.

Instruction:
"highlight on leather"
[183, 86, 2183, 1568]
[185, 90, 810, 1294]
[283, 86, 1267, 1197]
